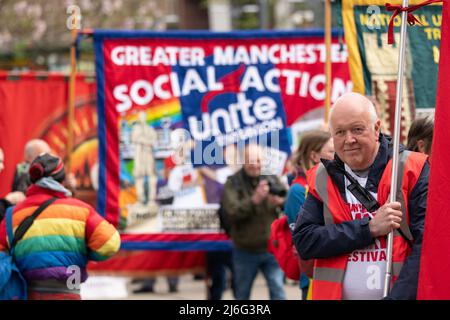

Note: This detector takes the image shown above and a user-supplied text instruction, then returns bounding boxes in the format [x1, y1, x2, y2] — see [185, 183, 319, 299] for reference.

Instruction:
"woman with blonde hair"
[285, 129, 334, 231]
[293, 131, 335, 174]
[284, 130, 334, 300]
[407, 115, 434, 162]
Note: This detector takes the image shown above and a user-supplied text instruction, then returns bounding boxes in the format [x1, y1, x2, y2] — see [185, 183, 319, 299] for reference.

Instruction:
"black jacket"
[12, 162, 31, 193]
[293, 134, 429, 300]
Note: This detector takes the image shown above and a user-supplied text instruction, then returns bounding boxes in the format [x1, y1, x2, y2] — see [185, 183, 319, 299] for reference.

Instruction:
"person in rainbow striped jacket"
[0, 153, 120, 300]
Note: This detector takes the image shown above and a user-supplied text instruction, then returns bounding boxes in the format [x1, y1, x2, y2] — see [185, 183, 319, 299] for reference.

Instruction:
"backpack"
[0, 206, 28, 300]
[268, 215, 301, 281]
[0, 198, 57, 300]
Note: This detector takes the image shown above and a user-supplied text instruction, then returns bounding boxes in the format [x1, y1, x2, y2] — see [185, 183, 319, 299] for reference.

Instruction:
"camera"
[263, 176, 287, 197]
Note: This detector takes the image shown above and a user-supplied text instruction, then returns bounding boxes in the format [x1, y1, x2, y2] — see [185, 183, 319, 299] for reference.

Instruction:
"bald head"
[242, 143, 263, 177]
[24, 139, 51, 163]
[329, 92, 381, 171]
[330, 92, 378, 131]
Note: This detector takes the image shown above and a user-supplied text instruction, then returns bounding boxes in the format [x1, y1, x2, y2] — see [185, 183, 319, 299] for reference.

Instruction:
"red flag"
[417, 0, 450, 300]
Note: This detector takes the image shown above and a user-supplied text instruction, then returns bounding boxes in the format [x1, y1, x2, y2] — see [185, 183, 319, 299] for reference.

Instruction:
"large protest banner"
[341, 0, 442, 140]
[0, 72, 97, 204]
[0, 71, 206, 275]
[92, 30, 351, 243]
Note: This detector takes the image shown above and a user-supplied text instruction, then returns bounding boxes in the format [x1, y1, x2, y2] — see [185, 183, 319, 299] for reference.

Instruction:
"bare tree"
[0, 0, 168, 55]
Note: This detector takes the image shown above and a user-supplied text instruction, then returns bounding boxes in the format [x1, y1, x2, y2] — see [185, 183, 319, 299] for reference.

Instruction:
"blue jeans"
[233, 248, 286, 300]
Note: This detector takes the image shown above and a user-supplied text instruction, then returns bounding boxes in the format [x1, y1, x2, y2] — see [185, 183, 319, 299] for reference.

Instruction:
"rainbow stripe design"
[122, 99, 182, 126]
[0, 185, 121, 282]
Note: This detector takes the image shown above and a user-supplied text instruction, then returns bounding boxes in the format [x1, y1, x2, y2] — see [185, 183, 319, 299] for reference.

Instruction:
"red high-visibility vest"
[306, 150, 427, 300]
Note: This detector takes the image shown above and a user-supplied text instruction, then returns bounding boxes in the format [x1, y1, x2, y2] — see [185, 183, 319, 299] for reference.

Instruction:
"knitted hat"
[29, 153, 65, 183]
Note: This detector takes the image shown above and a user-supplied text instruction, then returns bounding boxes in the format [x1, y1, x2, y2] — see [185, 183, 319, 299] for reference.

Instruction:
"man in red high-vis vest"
[292, 92, 429, 300]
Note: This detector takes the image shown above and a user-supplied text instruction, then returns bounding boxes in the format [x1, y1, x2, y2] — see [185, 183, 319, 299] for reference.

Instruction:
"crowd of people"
[0, 91, 434, 300]
[217, 92, 433, 300]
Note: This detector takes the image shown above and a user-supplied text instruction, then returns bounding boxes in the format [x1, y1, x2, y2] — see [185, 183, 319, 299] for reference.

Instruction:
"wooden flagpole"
[67, 13, 79, 173]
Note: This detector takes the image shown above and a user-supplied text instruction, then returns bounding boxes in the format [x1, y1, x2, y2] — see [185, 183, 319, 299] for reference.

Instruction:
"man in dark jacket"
[293, 92, 429, 300]
[12, 139, 51, 193]
[0, 147, 26, 221]
[221, 144, 287, 300]
[11, 139, 76, 197]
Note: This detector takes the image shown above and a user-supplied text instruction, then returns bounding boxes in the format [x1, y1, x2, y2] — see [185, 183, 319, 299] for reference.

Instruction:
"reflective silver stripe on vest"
[392, 262, 404, 277]
[313, 267, 345, 283]
[394, 151, 414, 242]
[315, 163, 334, 226]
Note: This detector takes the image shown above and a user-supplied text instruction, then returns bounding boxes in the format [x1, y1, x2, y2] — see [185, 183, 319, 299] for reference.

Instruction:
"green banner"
[354, 5, 442, 109]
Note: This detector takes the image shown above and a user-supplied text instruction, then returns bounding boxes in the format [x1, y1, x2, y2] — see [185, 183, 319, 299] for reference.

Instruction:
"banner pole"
[324, 0, 332, 125]
[67, 14, 79, 173]
[384, 0, 409, 298]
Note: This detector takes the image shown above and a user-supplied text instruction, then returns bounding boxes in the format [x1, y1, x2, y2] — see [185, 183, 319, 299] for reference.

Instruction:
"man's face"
[243, 146, 262, 178]
[330, 109, 380, 171]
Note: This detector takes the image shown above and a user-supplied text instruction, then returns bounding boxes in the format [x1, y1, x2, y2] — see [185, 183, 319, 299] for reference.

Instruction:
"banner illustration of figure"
[131, 111, 159, 216]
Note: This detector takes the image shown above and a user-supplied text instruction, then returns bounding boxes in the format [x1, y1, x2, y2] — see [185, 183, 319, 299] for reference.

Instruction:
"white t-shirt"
[341, 164, 387, 300]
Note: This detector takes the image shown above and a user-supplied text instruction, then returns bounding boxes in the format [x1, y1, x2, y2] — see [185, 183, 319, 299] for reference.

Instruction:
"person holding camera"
[221, 144, 287, 300]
